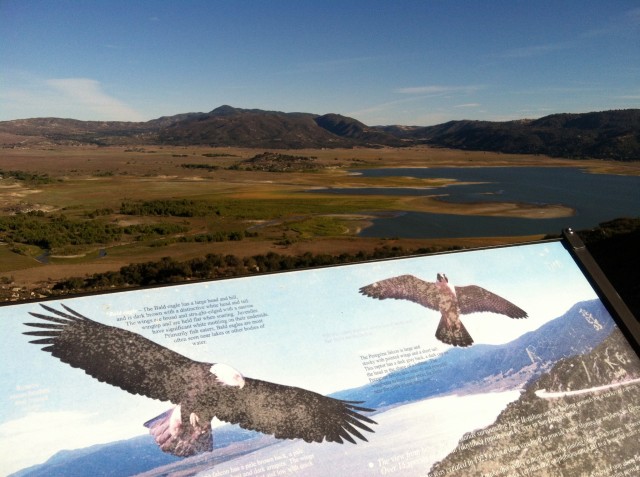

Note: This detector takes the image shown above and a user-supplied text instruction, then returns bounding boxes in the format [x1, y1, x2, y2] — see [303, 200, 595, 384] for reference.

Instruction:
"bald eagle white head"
[210, 363, 245, 388]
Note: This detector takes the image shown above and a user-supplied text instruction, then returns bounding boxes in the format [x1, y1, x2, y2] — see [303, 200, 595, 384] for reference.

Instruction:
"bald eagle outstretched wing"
[25, 304, 198, 403]
[24, 304, 376, 456]
[213, 378, 373, 444]
[360, 273, 527, 347]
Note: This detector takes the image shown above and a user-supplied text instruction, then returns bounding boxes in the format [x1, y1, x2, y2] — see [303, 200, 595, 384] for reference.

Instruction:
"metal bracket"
[563, 228, 640, 351]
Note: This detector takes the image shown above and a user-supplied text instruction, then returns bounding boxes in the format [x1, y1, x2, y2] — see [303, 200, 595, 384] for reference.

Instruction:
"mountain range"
[1, 106, 638, 160]
[429, 323, 640, 476]
[11, 299, 617, 477]
[333, 298, 616, 407]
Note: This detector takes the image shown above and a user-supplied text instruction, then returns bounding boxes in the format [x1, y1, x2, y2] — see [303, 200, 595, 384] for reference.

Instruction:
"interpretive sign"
[1, 236, 638, 477]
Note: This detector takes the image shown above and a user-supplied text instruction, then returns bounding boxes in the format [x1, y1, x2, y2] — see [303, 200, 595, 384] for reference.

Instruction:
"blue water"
[316, 167, 640, 238]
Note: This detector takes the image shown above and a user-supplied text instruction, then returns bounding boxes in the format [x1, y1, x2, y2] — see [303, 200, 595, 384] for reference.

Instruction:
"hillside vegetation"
[2, 107, 639, 160]
[397, 109, 640, 161]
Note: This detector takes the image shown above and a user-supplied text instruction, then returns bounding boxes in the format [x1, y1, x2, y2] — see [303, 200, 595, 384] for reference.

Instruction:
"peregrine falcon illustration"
[24, 304, 376, 457]
[359, 273, 527, 347]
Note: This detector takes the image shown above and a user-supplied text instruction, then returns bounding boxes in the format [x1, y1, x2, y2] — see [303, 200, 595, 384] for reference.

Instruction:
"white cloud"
[411, 111, 459, 125]
[45, 78, 144, 121]
[348, 84, 485, 125]
[394, 85, 482, 95]
[499, 41, 575, 59]
[626, 7, 640, 26]
[582, 7, 640, 38]
[0, 73, 145, 121]
[293, 55, 385, 75]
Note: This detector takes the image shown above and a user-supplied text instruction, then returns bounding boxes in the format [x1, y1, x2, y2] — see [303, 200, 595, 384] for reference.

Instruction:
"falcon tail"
[435, 314, 474, 347]
[144, 406, 213, 457]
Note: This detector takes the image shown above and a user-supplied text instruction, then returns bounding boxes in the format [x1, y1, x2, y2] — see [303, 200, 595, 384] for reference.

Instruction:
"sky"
[1, 0, 639, 126]
[0, 240, 608, 473]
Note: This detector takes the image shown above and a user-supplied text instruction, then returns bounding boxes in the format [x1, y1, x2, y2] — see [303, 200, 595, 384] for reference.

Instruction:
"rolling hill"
[389, 109, 640, 160]
[334, 299, 616, 408]
[1, 107, 638, 160]
[428, 325, 640, 476]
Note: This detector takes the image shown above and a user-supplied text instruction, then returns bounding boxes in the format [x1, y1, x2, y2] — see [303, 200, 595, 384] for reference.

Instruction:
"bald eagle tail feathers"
[144, 406, 213, 457]
[435, 314, 474, 347]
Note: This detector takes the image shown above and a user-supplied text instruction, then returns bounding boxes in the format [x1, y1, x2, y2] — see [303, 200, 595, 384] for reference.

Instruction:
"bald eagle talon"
[189, 412, 200, 428]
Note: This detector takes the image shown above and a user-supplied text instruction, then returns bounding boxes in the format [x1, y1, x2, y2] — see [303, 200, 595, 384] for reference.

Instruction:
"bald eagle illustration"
[360, 273, 527, 347]
[24, 304, 376, 457]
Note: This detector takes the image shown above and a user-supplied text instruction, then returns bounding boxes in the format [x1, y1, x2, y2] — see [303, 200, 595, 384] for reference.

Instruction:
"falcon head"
[437, 273, 448, 283]
[210, 363, 245, 388]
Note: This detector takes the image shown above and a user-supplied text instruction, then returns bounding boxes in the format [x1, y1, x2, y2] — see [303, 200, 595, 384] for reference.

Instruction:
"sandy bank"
[400, 196, 575, 219]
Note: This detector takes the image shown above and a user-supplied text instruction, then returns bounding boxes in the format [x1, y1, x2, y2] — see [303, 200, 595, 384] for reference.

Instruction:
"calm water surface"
[317, 167, 640, 238]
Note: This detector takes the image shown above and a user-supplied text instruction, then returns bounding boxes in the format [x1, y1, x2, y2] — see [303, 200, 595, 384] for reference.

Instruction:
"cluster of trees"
[180, 163, 220, 171]
[229, 152, 321, 172]
[202, 152, 238, 158]
[181, 153, 320, 174]
[576, 217, 640, 242]
[120, 199, 221, 217]
[177, 230, 254, 243]
[0, 212, 188, 251]
[123, 223, 188, 237]
[0, 213, 123, 250]
[1, 198, 248, 253]
[0, 169, 55, 184]
[53, 245, 457, 292]
[180, 153, 324, 174]
[86, 208, 115, 218]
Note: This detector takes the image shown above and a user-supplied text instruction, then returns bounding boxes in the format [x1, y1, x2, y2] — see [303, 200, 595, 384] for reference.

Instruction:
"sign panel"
[1, 239, 638, 477]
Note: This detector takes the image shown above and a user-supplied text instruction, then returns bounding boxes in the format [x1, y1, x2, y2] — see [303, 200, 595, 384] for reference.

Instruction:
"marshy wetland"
[1, 145, 639, 295]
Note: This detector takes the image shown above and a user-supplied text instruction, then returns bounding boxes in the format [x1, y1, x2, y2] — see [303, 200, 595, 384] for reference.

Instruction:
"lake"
[317, 167, 640, 238]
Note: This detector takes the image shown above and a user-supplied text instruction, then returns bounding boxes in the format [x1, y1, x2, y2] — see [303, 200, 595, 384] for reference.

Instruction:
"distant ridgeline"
[1, 106, 638, 160]
[333, 299, 617, 408]
[383, 109, 640, 161]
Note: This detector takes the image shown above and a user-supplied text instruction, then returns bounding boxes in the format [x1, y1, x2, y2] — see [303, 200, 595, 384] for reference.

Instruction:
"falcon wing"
[24, 304, 201, 403]
[455, 286, 528, 318]
[212, 378, 376, 444]
[359, 275, 440, 310]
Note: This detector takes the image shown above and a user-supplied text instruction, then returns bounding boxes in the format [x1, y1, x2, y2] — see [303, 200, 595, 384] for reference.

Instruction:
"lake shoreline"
[350, 166, 639, 239]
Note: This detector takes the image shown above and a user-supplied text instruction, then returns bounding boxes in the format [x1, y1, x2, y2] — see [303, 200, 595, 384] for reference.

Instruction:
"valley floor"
[1, 145, 637, 300]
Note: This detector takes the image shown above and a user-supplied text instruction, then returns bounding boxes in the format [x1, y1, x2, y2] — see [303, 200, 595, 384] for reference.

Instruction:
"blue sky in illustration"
[0, 241, 606, 473]
[1, 0, 639, 124]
